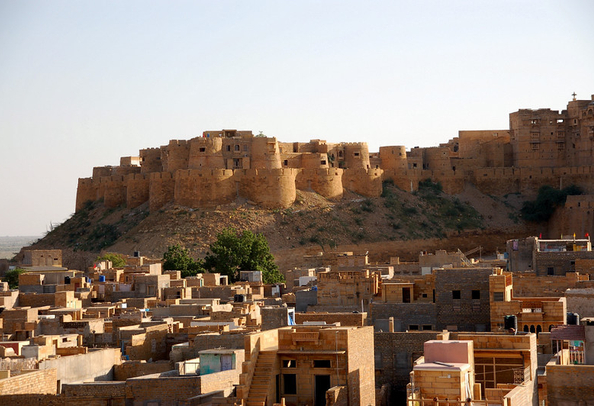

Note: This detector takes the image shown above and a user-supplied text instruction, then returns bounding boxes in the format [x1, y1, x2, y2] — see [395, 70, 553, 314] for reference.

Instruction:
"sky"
[1, 1, 593, 237]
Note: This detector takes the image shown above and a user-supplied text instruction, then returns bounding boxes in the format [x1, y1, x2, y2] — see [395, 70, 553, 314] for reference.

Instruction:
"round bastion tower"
[250, 137, 282, 169]
[379, 146, 408, 171]
[343, 143, 371, 170]
[188, 136, 224, 169]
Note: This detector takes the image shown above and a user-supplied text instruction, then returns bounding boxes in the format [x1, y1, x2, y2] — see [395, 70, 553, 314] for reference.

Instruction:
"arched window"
[530, 325, 535, 333]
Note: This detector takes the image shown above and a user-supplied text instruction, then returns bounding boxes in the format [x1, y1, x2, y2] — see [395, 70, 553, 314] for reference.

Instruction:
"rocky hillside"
[28, 181, 533, 270]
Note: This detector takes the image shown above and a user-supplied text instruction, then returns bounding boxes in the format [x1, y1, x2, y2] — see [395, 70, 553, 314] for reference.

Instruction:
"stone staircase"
[246, 351, 277, 406]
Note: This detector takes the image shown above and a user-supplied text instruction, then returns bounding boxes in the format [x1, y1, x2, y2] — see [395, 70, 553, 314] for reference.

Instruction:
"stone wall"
[374, 331, 442, 402]
[295, 312, 366, 327]
[434, 268, 492, 331]
[0, 369, 57, 395]
[38, 348, 121, 384]
[546, 364, 594, 406]
[75, 98, 594, 216]
[113, 360, 173, 381]
[368, 303, 436, 332]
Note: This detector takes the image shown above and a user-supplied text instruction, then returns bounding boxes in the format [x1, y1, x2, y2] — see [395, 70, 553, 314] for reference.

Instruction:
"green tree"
[4, 268, 26, 289]
[163, 244, 204, 278]
[521, 185, 583, 222]
[204, 228, 284, 284]
[95, 253, 126, 268]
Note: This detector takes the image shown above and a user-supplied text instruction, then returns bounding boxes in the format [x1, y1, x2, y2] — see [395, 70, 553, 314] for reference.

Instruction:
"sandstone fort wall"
[75, 96, 594, 212]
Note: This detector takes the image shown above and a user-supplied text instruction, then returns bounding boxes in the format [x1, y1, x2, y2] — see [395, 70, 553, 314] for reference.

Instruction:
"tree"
[521, 185, 583, 222]
[163, 244, 204, 278]
[204, 228, 284, 284]
[95, 253, 126, 268]
[4, 268, 26, 289]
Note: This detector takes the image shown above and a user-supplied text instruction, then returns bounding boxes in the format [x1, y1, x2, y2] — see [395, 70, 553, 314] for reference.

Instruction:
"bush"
[4, 268, 26, 289]
[96, 253, 126, 268]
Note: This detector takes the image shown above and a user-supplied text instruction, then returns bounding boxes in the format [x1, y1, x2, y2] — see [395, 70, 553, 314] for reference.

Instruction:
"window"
[313, 360, 331, 368]
[283, 374, 297, 394]
[199, 147, 206, 152]
[547, 267, 554, 276]
[472, 290, 480, 300]
[226, 145, 231, 152]
[493, 292, 504, 302]
[283, 160, 288, 166]
[282, 360, 296, 368]
[452, 290, 461, 300]
[422, 325, 432, 331]
[408, 325, 419, 331]
[354, 152, 360, 157]
[234, 145, 240, 151]
[243, 145, 248, 151]
[321, 160, 326, 165]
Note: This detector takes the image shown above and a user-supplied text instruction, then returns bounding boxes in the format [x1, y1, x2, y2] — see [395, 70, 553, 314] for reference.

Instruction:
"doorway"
[315, 375, 331, 406]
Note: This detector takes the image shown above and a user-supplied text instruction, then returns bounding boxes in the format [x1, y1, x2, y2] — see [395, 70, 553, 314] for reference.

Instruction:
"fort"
[76, 94, 594, 212]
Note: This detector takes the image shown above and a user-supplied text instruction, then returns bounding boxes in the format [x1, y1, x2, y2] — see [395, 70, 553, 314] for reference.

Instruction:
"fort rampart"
[74, 95, 594, 212]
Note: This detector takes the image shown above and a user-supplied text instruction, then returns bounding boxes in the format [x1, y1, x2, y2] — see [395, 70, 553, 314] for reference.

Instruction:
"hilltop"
[28, 180, 531, 270]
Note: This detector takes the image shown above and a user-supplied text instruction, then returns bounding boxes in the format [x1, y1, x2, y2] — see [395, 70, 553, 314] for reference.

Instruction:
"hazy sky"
[1, 1, 593, 236]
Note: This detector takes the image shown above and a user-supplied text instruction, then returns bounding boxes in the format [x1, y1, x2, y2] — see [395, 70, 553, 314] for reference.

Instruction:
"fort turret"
[249, 136, 282, 170]
[188, 136, 224, 169]
[379, 146, 407, 171]
[161, 140, 190, 172]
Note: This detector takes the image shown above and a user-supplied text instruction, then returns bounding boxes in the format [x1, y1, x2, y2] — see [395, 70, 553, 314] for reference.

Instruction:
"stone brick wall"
[346, 326, 376, 406]
[61, 382, 126, 405]
[369, 303, 436, 332]
[374, 331, 442, 402]
[113, 360, 173, 381]
[0, 368, 57, 395]
[546, 364, 594, 405]
[193, 332, 246, 353]
[434, 268, 491, 331]
[38, 348, 121, 384]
